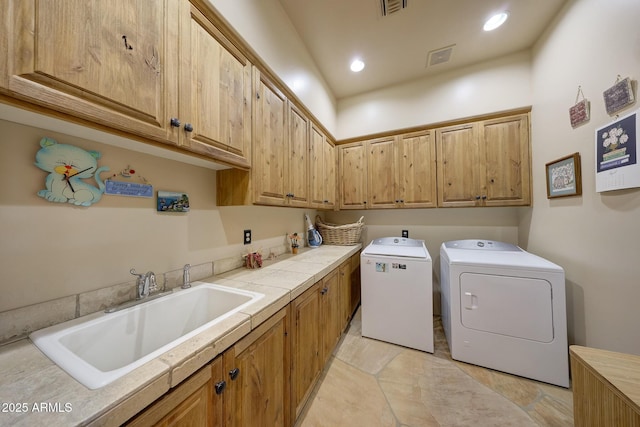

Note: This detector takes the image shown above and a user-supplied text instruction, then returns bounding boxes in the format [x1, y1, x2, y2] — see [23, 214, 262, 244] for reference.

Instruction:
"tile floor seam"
[372, 350, 405, 427]
[300, 309, 573, 426]
[448, 361, 543, 423]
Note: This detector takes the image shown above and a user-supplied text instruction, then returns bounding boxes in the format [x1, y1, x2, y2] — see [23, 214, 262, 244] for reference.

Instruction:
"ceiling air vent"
[427, 45, 455, 67]
[381, 0, 407, 17]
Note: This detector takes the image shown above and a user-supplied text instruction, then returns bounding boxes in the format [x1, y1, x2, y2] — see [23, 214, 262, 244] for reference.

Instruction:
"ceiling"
[277, 0, 567, 99]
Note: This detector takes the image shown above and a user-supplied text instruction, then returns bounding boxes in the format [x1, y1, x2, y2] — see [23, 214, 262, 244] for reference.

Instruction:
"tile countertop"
[0, 244, 361, 427]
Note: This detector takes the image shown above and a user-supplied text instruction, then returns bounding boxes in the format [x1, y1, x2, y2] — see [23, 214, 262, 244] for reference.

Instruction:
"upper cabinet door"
[480, 114, 531, 206]
[397, 130, 437, 208]
[436, 123, 480, 207]
[3, 0, 178, 143]
[309, 126, 325, 208]
[323, 139, 336, 210]
[287, 104, 310, 207]
[179, 3, 252, 168]
[309, 125, 336, 210]
[253, 70, 289, 206]
[339, 142, 368, 210]
[366, 137, 397, 209]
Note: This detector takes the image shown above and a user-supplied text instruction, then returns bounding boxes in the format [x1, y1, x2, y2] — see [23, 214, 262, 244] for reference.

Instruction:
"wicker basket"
[315, 215, 364, 246]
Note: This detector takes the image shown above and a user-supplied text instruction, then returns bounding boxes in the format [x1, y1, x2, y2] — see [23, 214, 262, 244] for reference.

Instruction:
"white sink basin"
[30, 283, 264, 389]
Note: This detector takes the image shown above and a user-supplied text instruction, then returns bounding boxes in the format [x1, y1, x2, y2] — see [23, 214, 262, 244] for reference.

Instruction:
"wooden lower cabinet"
[570, 345, 640, 427]
[126, 358, 222, 427]
[128, 308, 290, 427]
[291, 264, 360, 421]
[224, 306, 290, 427]
[339, 260, 353, 329]
[350, 252, 362, 315]
[129, 260, 359, 427]
[291, 283, 322, 419]
[320, 269, 342, 367]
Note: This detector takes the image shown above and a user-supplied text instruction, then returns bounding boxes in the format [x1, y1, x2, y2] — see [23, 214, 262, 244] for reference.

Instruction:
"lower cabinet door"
[126, 364, 214, 427]
[223, 306, 291, 427]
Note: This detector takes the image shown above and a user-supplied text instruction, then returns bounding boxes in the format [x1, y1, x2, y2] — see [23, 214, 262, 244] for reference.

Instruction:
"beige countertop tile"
[0, 244, 361, 426]
[0, 339, 171, 427]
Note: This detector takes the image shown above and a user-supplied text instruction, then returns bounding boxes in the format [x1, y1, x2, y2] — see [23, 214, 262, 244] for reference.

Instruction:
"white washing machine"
[361, 237, 433, 353]
[440, 239, 569, 387]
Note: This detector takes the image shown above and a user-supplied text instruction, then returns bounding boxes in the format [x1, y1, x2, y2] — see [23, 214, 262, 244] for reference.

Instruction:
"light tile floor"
[298, 308, 573, 427]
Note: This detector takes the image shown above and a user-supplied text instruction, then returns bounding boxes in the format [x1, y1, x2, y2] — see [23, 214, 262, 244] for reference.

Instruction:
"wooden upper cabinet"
[367, 137, 397, 209]
[480, 114, 531, 206]
[1, 0, 253, 168]
[436, 123, 480, 207]
[310, 124, 336, 209]
[436, 114, 531, 207]
[2, 0, 178, 143]
[252, 69, 311, 207]
[179, 2, 252, 168]
[339, 131, 436, 210]
[323, 139, 337, 209]
[397, 130, 437, 208]
[252, 70, 289, 206]
[339, 142, 368, 209]
[287, 104, 310, 207]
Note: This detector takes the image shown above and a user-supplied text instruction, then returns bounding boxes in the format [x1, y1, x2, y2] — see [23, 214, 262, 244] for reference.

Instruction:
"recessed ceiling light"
[350, 59, 365, 73]
[483, 12, 509, 31]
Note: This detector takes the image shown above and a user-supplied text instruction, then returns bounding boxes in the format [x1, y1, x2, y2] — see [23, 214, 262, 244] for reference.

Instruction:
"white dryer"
[361, 237, 433, 352]
[440, 240, 569, 387]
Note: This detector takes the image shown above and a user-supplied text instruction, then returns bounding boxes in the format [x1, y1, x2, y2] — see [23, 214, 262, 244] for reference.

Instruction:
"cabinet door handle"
[170, 117, 181, 128]
[482, 195, 487, 200]
[184, 123, 193, 132]
[475, 195, 481, 200]
[229, 368, 240, 380]
[214, 380, 227, 395]
[320, 287, 328, 295]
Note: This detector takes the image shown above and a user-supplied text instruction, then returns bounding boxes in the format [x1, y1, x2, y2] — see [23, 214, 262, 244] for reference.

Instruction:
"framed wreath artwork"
[545, 152, 582, 199]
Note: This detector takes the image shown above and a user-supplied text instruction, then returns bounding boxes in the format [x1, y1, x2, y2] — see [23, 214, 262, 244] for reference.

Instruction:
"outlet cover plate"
[244, 229, 251, 245]
[402, 230, 409, 238]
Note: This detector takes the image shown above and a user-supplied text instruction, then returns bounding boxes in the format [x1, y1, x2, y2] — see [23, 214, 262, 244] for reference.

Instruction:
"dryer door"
[459, 273, 554, 343]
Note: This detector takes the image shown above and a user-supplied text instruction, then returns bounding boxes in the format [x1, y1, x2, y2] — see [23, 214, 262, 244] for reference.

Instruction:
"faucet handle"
[147, 272, 157, 293]
[182, 264, 191, 289]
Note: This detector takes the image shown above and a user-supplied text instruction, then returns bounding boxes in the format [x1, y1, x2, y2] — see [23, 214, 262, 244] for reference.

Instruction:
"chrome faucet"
[182, 264, 191, 289]
[130, 269, 157, 299]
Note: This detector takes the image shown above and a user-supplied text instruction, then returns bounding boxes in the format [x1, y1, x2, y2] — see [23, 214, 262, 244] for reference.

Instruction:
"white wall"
[523, 0, 640, 354]
[336, 51, 532, 139]
[0, 119, 315, 312]
[205, 0, 337, 134]
[328, 0, 640, 355]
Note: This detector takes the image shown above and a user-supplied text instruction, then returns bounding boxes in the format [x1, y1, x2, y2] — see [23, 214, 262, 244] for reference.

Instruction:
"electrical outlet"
[244, 229, 252, 245]
[402, 229, 409, 238]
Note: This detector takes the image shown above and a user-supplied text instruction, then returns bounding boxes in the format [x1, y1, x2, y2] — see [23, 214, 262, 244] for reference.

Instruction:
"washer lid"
[363, 237, 430, 259]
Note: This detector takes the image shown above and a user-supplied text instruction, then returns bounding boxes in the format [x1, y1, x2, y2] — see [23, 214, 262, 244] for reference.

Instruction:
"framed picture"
[603, 77, 635, 116]
[545, 153, 582, 199]
[157, 191, 190, 212]
[595, 108, 640, 192]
